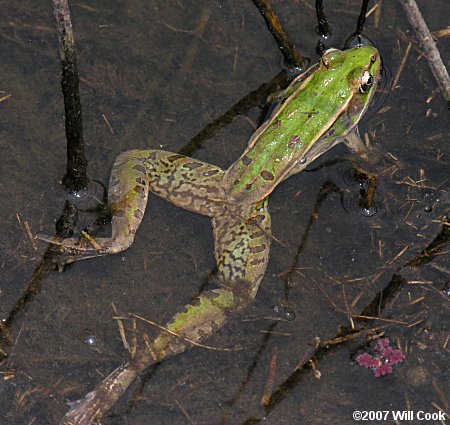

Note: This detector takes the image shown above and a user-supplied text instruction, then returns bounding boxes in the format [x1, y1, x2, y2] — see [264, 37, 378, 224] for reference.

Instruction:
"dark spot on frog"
[242, 156, 252, 166]
[327, 129, 335, 137]
[135, 177, 146, 186]
[234, 179, 240, 186]
[313, 91, 318, 96]
[350, 98, 363, 113]
[249, 229, 265, 239]
[341, 114, 352, 127]
[288, 135, 300, 148]
[184, 161, 203, 170]
[132, 164, 147, 174]
[253, 214, 266, 224]
[134, 209, 144, 220]
[168, 154, 185, 163]
[146, 151, 158, 161]
[260, 170, 275, 181]
[203, 169, 219, 176]
[133, 185, 145, 195]
[273, 119, 282, 129]
[245, 183, 252, 191]
[249, 243, 266, 253]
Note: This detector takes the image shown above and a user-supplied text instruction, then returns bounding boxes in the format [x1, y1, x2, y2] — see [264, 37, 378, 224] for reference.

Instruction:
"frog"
[59, 45, 381, 422]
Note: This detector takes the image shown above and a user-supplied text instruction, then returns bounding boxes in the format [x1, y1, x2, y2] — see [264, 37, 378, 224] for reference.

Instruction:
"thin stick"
[315, 0, 331, 37]
[0, 94, 12, 103]
[391, 42, 412, 90]
[261, 346, 278, 405]
[400, 0, 450, 105]
[111, 303, 131, 354]
[130, 313, 240, 352]
[16, 213, 37, 251]
[53, 0, 89, 190]
[355, 0, 370, 35]
[252, 0, 308, 69]
[174, 399, 197, 425]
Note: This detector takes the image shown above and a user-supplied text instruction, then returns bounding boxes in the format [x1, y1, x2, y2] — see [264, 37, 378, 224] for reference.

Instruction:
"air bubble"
[83, 334, 98, 346]
[360, 205, 377, 217]
[424, 205, 432, 213]
[300, 156, 306, 164]
[442, 283, 450, 297]
[66, 180, 105, 209]
[273, 305, 296, 321]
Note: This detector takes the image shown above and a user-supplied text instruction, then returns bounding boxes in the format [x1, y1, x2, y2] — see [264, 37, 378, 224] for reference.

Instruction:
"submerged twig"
[131, 313, 240, 352]
[178, 71, 290, 157]
[0, 94, 12, 103]
[251, 0, 309, 69]
[399, 0, 450, 105]
[261, 346, 278, 405]
[391, 41, 412, 89]
[53, 0, 89, 190]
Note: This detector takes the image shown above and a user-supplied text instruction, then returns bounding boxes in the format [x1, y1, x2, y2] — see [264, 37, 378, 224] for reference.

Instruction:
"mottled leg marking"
[213, 200, 271, 300]
[54, 149, 225, 257]
[142, 150, 225, 216]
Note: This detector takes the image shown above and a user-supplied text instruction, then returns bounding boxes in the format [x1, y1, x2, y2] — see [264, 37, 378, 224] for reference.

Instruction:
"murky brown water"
[0, 1, 448, 424]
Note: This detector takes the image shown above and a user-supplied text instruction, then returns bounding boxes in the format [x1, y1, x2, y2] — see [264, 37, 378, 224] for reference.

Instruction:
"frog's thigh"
[143, 150, 225, 216]
[213, 200, 272, 301]
[104, 149, 224, 254]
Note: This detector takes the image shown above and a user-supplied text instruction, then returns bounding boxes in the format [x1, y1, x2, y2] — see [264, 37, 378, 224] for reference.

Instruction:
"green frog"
[60, 45, 381, 423]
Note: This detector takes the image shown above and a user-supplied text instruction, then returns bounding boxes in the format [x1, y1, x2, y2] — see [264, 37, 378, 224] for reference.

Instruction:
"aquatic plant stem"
[252, 0, 309, 69]
[53, 0, 89, 191]
[315, 0, 331, 38]
[400, 0, 450, 106]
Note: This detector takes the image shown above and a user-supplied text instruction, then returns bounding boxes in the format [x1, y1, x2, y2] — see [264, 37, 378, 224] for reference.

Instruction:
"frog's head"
[320, 45, 381, 96]
[321, 46, 381, 127]
[345, 46, 381, 97]
[343, 46, 381, 125]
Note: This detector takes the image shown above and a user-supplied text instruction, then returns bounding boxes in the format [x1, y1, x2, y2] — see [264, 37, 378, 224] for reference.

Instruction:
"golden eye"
[359, 70, 373, 93]
[370, 55, 377, 62]
[322, 57, 330, 68]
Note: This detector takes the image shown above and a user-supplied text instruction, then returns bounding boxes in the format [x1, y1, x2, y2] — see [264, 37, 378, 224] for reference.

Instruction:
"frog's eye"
[359, 70, 373, 93]
[321, 49, 337, 68]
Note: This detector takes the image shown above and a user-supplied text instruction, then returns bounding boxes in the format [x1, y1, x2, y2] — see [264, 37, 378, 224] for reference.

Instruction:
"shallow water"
[0, 1, 448, 424]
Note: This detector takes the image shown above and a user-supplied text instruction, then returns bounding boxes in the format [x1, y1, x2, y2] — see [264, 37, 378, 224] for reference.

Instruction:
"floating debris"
[355, 338, 405, 377]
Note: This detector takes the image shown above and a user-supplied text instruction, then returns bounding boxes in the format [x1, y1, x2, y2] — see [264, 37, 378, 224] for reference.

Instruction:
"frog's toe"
[37, 234, 85, 249]
[43, 240, 104, 269]
[37, 234, 107, 259]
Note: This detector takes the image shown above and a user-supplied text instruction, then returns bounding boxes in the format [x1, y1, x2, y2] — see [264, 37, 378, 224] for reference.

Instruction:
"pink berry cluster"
[355, 338, 405, 377]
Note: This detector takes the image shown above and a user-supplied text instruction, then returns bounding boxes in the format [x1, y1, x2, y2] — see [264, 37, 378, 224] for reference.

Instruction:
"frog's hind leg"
[53, 149, 225, 260]
[60, 189, 272, 423]
[146, 200, 272, 361]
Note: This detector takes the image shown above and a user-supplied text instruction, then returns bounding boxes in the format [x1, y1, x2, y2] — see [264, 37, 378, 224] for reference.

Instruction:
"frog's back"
[224, 66, 352, 205]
